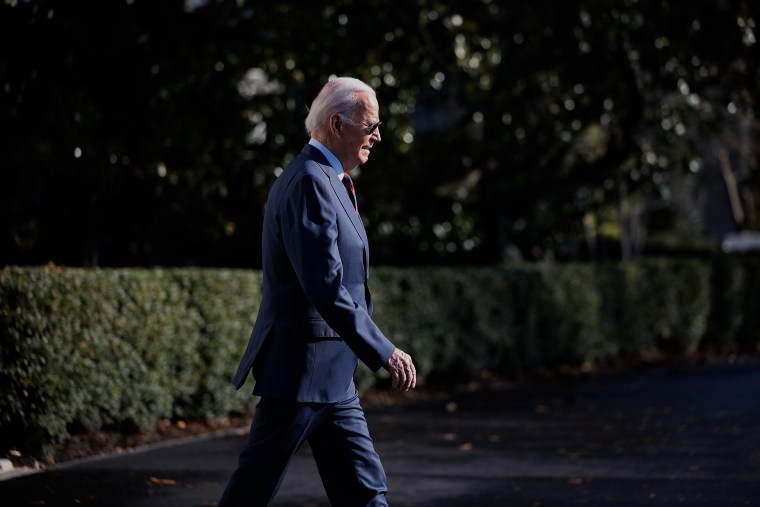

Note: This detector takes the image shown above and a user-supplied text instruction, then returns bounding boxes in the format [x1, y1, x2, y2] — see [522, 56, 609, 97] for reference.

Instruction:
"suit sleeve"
[281, 172, 395, 372]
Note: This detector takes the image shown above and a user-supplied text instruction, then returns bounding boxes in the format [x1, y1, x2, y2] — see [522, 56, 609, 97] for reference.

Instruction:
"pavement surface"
[2, 359, 759, 506]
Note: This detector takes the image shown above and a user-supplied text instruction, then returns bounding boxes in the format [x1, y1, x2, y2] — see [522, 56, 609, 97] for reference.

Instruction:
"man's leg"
[308, 392, 389, 507]
[219, 398, 321, 507]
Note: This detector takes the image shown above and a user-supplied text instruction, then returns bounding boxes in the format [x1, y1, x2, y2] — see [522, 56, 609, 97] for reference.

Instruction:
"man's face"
[335, 92, 381, 170]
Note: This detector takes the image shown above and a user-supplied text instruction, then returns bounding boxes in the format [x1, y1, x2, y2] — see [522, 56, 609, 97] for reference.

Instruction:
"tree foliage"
[1, 0, 758, 267]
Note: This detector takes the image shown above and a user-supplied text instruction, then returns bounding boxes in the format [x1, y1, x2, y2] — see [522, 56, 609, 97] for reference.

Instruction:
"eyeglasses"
[339, 114, 382, 135]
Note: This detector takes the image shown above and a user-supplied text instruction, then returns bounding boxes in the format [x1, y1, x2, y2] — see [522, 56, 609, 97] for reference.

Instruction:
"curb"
[0, 425, 249, 483]
[0, 458, 40, 482]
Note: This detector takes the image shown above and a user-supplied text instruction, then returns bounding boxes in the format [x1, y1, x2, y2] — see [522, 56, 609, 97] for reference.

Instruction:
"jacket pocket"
[304, 318, 339, 338]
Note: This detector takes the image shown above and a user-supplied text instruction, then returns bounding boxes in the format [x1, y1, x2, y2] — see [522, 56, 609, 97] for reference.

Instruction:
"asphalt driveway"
[2, 359, 759, 506]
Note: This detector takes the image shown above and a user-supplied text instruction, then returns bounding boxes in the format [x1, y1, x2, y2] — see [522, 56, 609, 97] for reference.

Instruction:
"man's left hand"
[383, 348, 417, 392]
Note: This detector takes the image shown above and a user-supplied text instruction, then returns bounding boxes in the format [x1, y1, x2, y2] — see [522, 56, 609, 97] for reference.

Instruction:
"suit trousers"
[218, 392, 389, 507]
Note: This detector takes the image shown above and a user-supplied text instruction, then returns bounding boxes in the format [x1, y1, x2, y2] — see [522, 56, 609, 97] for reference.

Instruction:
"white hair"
[304, 76, 376, 135]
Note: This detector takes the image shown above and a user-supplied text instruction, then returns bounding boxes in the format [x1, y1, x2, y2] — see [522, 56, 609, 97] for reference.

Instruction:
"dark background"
[1, 0, 758, 268]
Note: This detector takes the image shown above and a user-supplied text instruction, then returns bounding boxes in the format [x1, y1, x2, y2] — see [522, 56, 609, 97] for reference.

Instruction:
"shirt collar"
[309, 138, 344, 178]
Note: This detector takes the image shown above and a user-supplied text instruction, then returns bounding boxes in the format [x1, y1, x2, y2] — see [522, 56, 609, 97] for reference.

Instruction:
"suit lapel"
[326, 166, 369, 247]
[300, 144, 370, 255]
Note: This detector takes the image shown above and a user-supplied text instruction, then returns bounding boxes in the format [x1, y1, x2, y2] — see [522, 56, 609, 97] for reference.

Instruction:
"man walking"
[219, 76, 416, 507]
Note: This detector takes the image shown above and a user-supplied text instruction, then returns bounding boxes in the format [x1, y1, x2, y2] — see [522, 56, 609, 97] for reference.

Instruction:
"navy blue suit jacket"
[232, 143, 396, 403]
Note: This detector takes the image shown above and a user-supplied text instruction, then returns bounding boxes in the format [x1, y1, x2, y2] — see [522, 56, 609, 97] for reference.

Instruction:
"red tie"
[342, 173, 358, 214]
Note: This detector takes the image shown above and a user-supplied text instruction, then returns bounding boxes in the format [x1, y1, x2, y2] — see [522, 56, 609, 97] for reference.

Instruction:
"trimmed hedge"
[1, 257, 759, 455]
[361, 258, 719, 384]
[0, 267, 259, 455]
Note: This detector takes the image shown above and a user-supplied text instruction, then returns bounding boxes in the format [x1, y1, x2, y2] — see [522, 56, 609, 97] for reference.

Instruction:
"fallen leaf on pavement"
[148, 477, 177, 486]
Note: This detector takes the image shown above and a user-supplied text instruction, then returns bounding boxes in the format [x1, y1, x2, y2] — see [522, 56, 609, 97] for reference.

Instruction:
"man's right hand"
[383, 348, 417, 392]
